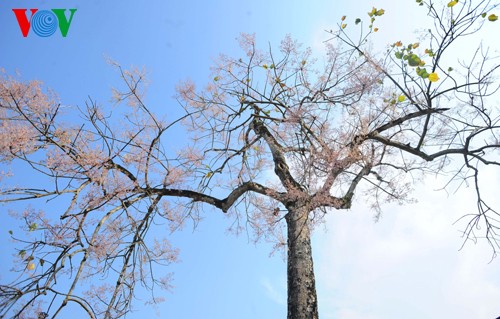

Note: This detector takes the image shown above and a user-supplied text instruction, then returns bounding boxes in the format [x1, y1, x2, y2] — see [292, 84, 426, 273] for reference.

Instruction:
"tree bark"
[286, 207, 318, 319]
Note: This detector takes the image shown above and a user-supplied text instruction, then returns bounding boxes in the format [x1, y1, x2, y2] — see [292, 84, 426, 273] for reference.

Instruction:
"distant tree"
[1, 1, 499, 318]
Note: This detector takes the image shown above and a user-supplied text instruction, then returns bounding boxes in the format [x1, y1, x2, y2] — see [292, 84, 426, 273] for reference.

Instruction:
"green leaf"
[417, 67, 430, 79]
[355, 18, 361, 25]
[19, 250, 26, 259]
[488, 14, 498, 21]
[448, 67, 454, 72]
[481, 12, 487, 18]
[407, 54, 421, 67]
[39, 259, 45, 267]
[29, 223, 38, 232]
[8, 230, 13, 235]
[395, 51, 403, 59]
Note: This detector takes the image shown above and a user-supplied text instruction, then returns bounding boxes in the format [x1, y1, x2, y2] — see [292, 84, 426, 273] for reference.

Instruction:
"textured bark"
[286, 207, 318, 319]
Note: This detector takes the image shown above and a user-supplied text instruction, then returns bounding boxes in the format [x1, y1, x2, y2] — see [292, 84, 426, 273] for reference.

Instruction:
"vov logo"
[12, 9, 77, 37]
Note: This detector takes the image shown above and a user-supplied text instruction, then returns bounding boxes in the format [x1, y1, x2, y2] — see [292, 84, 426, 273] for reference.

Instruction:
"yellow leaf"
[398, 95, 406, 102]
[428, 72, 440, 82]
[488, 14, 498, 21]
[262, 64, 268, 69]
[412, 42, 419, 49]
[341, 15, 346, 21]
[447, 0, 458, 7]
[206, 171, 213, 178]
[27, 263, 35, 271]
[374, 28, 379, 32]
[341, 23, 347, 29]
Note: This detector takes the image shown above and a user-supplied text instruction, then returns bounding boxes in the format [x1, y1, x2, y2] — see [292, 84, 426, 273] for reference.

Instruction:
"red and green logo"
[12, 9, 77, 37]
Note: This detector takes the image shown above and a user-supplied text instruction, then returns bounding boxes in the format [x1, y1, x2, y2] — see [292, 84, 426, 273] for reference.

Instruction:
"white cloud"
[260, 277, 287, 306]
[314, 169, 500, 319]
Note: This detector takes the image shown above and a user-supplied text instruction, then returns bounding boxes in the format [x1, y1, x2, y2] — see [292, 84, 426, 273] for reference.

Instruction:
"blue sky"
[1, 1, 500, 319]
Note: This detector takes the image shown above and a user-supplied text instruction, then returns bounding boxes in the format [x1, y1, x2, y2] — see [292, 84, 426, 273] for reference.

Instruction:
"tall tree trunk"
[286, 207, 318, 319]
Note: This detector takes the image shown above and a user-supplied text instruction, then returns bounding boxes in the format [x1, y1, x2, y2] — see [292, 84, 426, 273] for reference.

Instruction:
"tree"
[1, 1, 499, 318]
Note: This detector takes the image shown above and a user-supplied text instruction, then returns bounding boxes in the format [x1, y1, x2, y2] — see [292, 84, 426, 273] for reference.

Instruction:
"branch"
[370, 107, 449, 136]
[146, 181, 285, 213]
[250, 117, 303, 190]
